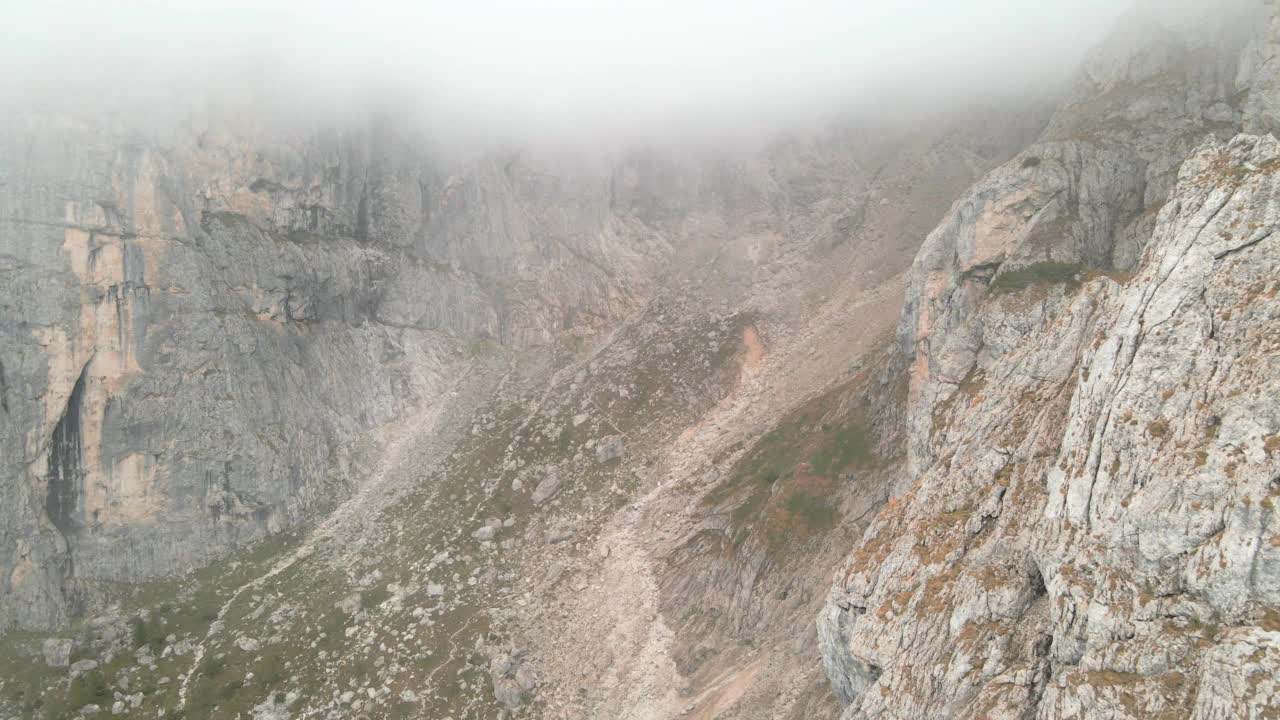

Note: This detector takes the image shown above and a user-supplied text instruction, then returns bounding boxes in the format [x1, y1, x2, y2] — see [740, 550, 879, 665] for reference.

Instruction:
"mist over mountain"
[1, 1, 1277, 719]
[5, 0, 1128, 144]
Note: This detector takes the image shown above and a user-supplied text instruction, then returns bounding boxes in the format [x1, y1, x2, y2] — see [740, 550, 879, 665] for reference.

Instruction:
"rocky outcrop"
[819, 3, 1280, 715]
[899, 0, 1279, 476]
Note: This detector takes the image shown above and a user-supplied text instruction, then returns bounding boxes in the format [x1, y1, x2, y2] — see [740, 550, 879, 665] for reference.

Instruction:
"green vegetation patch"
[782, 491, 839, 533]
[0, 525, 308, 719]
[187, 652, 250, 718]
[199, 210, 255, 235]
[130, 614, 169, 651]
[989, 262, 1084, 294]
[67, 669, 112, 712]
[703, 379, 884, 554]
[809, 418, 874, 479]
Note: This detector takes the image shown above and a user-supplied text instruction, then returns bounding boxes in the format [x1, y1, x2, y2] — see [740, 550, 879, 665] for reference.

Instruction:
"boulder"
[530, 471, 563, 505]
[594, 435, 624, 464]
[42, 638, 72, 667]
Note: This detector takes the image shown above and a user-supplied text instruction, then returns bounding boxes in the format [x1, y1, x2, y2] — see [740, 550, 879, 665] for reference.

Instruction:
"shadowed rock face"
[44, 362, 87, 537]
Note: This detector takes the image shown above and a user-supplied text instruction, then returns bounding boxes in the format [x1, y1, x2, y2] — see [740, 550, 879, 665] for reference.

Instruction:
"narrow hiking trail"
[177, 363, 491, 710]
[174, 314, 646, 711]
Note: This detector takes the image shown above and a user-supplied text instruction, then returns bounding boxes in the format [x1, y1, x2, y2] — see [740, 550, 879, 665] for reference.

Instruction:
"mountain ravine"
[2, 1, 1279, 719]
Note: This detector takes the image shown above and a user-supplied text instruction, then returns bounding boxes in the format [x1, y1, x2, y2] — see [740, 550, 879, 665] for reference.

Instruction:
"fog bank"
[2, 0, 1136, 145]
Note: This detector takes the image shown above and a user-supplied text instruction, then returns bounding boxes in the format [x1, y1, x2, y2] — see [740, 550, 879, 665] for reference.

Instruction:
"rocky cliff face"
[0, 111, 661, 633]
[0, 107, 880, 633]
[0, 81, 1044, 638]
[820, 2, 1280, 717]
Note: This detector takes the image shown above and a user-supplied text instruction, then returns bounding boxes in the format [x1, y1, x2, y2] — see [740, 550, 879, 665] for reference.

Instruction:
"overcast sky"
[3, 0, 1132, 143]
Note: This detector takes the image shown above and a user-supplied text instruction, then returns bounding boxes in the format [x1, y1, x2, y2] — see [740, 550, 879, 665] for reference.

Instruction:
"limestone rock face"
[898, 0, 1280, 477]
[0, 113, 677, 632]
[823, 131, 1280, 720]
[821, 86, 1280, 720]
[0, 117, 463, 632]
[820, 4, 1280, 718]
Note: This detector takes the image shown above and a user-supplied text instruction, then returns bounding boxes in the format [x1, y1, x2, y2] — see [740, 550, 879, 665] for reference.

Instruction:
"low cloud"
[2, 0, 1135, 145]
